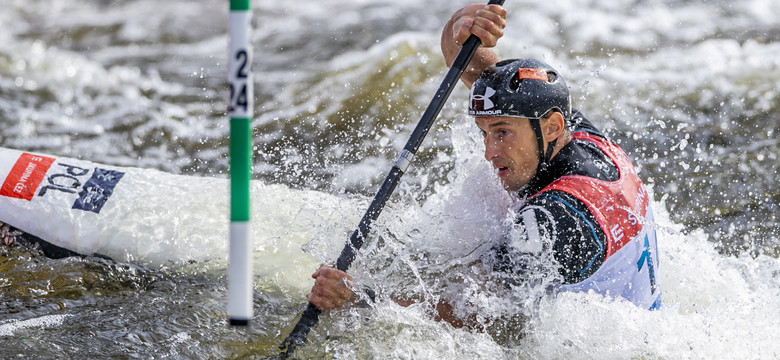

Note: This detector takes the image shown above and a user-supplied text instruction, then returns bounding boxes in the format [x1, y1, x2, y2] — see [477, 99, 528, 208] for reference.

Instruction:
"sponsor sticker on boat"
[0, 153, 56, 201]
[72, 168, 125, 213]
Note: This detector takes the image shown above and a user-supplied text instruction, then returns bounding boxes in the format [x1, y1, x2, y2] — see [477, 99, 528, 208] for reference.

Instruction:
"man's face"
[475, 116, 539, 192]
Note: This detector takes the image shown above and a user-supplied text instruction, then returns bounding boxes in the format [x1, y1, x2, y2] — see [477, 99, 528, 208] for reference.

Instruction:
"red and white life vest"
[535, 131, 661, 309]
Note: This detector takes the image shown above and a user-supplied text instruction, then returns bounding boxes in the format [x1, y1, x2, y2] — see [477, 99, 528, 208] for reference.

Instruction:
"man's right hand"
[440, 3, 507, 88]
[307, 264, 357, 309]
[450, 3, 507, 49]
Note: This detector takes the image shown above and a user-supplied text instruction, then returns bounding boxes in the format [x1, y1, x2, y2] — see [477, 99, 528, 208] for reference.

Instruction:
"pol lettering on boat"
[31, 158, 125, 214]
[72, 168, 125, 213]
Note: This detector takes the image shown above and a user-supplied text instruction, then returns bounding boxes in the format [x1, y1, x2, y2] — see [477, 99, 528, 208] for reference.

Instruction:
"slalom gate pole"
[278, 0, 505, 356]
[227, 0, 254, 326]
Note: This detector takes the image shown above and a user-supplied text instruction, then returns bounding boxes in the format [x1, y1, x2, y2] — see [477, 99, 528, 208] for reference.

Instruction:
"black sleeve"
[490, 190, 607, 286]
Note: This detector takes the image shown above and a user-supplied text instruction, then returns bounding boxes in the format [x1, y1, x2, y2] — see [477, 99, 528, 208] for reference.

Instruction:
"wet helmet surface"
[469, 58, 571, 120]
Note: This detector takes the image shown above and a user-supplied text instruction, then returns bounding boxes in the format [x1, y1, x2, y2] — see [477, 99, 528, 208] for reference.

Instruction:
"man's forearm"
[440, 5, 502, 88]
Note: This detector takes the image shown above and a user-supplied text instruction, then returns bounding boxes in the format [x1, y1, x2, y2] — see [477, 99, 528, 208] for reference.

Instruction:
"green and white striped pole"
[227, 0, 253, 326]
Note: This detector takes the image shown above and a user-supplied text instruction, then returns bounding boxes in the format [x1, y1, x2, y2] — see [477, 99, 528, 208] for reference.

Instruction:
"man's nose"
[484, 140, 500, 161]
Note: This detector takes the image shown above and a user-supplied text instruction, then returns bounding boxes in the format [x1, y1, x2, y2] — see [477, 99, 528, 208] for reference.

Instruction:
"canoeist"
[309, 2, 662, 327]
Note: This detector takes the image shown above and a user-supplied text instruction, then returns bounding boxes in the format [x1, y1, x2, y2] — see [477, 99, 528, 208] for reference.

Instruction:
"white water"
[312, 123, 780, 359]
[0, 315, 73, 337]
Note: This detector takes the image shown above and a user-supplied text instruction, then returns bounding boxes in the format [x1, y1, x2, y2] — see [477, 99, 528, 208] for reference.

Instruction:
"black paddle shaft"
[279, 0, 505, 356]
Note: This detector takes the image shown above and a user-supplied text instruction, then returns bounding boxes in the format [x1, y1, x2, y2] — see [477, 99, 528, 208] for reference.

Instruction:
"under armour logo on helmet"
[471, 86, 496, 110]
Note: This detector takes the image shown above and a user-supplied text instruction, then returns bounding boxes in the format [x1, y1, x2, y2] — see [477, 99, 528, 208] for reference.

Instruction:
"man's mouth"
[496, 166, 509, 177]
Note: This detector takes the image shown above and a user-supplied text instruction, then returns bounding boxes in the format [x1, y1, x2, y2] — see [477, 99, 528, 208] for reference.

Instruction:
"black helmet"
[468, 58, 571, 120]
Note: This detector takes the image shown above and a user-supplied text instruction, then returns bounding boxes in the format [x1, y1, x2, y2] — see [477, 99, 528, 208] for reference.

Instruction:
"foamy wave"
[0, 315, 73, 337]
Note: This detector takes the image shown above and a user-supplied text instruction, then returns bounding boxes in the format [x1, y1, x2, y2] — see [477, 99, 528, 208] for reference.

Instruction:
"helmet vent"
[510, 68, 555, 92]
[509, 73, 521, 92]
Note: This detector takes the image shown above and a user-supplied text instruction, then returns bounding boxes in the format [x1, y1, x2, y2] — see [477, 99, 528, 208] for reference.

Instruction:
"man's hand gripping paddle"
[278, 1, 506, 357]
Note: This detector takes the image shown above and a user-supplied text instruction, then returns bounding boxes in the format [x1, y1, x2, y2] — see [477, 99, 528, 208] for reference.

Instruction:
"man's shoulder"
[569, 110, 605, 137]
[548, 132, 620, 182]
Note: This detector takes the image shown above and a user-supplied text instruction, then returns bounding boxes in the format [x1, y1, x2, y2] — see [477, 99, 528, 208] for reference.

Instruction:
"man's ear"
[542, 112, 565, 141]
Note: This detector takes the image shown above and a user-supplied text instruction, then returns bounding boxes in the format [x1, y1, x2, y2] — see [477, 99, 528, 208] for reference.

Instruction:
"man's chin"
[500, 177, 531, 193]
[501, 182, 520, 193]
